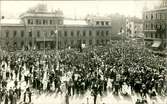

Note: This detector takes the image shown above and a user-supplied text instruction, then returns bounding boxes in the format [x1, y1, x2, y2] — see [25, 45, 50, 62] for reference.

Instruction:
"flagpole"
[44, 31, 45, 54]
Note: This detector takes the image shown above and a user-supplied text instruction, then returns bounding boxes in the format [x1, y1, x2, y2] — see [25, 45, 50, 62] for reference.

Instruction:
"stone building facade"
[143, 0, 167, 50]
[0, 10, 112, 51]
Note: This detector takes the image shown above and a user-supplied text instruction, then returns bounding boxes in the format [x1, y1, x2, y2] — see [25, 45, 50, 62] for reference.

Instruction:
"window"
[42, 20, 48, 25]
[96, 21, 99, 25]
[29, 41, 32, 47]
[151, 33, 153, 38]
[83, 40, 86, 44]
[6, 30, 9, 38]
[28, 19, 30, 24]
[89, 40, 92, 45]
[101, 21, 104, 25]
[146, 15, 148, 19]
[29, 31, 32, 37]
[31, 20, 33, 24]
[71, 31, 74, 37]
[77, 31, 80, 37]
[96, 30, 99, 36]
[151, 23, 154, 30]
[43, 20, 45, 24]
[37, 31, 40, 37]
[106, 31, 109, 36]
[38, 20, 41, 24]
[101, 31, 104, 36]
[36, 19, 38, 24]
[71, 40, 74, 45]
[83, 31, 86, 36]
[160, 14, 162, 19]
[151, 14, 153, 20]
[21, 41, 24, 48]
[50, 31, 54, 37]
[50, 20, 53, 24]
[21, 30, 24, 37]
[145, 24, 148, 29]
[105, 22, 109, 25]
[28, 19, 33, 24]
[64, 31, 67, 37]
[155, 34, 158, 38]
[89, 30, 92, 36]
[43, 20, 46, 24]
[13, 31, 17, 37]
[45, 20, 48, 25]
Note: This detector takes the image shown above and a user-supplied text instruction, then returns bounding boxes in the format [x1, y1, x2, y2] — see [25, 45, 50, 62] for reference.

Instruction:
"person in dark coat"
[4, 91, 9, 104]
[18, 87, 21, 99]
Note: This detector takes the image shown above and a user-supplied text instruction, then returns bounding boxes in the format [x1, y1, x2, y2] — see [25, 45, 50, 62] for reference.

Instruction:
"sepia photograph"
[0, 0, 167, 104]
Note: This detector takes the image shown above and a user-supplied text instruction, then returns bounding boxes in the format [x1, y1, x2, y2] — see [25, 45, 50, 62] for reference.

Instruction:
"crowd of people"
[0, 40, 166, 104]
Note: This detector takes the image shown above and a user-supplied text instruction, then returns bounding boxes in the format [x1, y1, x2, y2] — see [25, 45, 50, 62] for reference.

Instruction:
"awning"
[152, 41, 161, 47]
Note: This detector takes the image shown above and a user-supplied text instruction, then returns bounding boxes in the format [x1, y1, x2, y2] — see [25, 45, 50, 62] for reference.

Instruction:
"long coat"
[4, 94, 9, 104]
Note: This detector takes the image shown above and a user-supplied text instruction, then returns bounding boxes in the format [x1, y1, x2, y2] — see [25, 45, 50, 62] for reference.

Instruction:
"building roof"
[144, 7, 167, 12]
[20, 12, 63, 18]
[86, 15, 112, 21]
[63, 19, 88, 26]
[0, 18, 23, 26]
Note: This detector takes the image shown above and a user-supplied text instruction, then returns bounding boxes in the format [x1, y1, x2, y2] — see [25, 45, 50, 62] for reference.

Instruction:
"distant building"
[126, 17, 143, 38]
[0, 9, 112, 51]
[109, 13, 126, 35]
[143, 0, 167, 51]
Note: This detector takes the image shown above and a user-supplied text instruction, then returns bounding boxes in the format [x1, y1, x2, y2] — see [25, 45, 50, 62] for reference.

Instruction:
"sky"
[0, 0, 160, 19]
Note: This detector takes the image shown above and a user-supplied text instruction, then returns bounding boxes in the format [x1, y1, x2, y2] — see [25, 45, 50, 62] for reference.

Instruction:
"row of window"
[27, 19, 62, 25]
[144, 23, 166, 30]
[5, 30, 25, 38]
[6, 39, 110, 48]
[96, 21, 109, 26]
[5, 30, 110, 38]
[145, 33, 166, 38]
[145, 12, 166, 20]
[96, 30, 109, 36]
[5, 41, 32, 48]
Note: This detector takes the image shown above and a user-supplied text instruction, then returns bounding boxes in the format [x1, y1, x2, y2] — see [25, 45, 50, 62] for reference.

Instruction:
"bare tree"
[26, 4, 47, 13]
